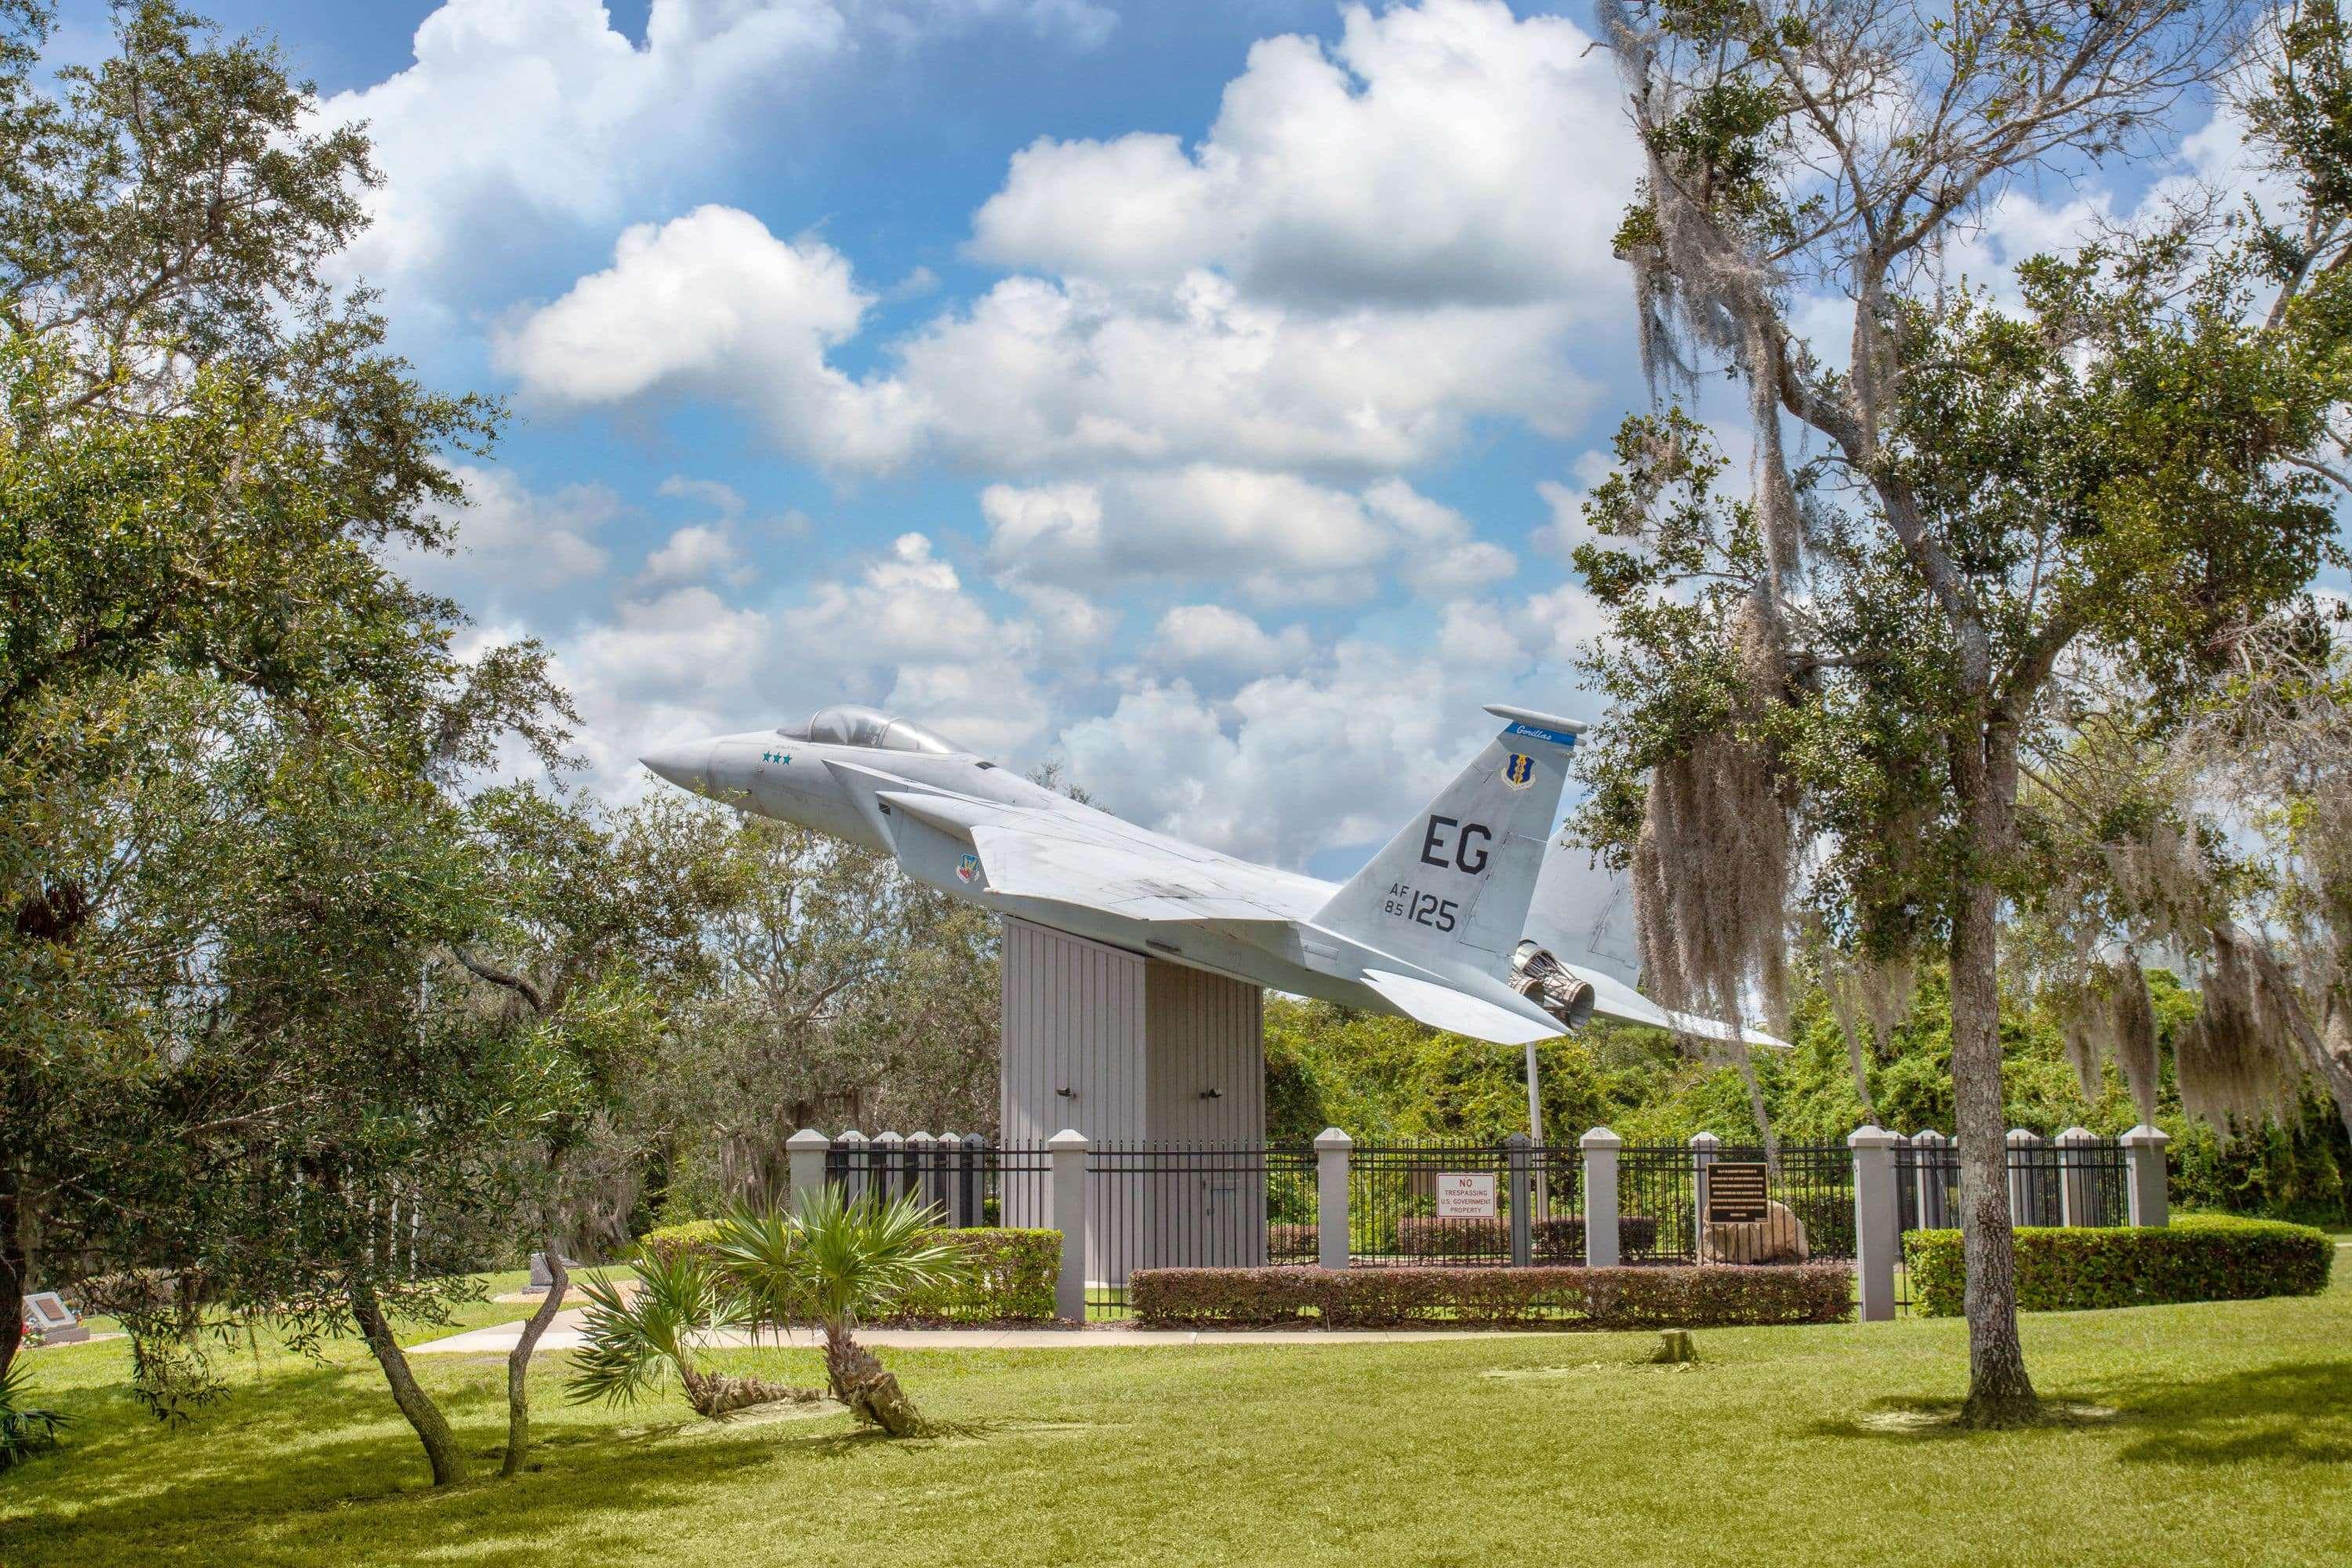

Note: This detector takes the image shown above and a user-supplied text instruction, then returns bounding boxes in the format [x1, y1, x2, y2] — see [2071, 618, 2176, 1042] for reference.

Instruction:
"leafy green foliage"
[1130, 1263, 1855, 1330]
[1904, 1216, 2335, 1316]
[564, 1250, 750, 1411]
[712, 1189, 977, 1335]
[1274, 967, 2352, 1225]
[641, 1219, 1058, 1325]
[0, 1358, 66, 1468]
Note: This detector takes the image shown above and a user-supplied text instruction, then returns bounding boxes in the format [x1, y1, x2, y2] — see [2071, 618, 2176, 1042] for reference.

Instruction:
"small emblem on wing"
[1501, 753, 1536, 790]
[955, 851, 980, 884]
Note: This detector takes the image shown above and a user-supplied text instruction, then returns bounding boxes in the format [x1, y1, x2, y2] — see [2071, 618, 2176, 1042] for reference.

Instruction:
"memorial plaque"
[21, 1290, 89, 1344]
[1435, 1172, 1497, 1219]
[1704, 1161, 1771, 1224]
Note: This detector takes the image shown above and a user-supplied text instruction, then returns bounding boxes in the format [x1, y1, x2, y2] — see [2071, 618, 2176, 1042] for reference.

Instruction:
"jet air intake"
[1509, 940, 1595, 1029]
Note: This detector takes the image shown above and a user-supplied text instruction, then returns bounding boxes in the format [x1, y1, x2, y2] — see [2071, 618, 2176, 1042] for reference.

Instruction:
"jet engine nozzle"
[1509, 940, 1596, 1029]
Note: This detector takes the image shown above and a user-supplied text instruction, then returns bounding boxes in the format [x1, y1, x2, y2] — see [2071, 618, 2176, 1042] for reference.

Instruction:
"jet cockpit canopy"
[786, 704, 965, 756]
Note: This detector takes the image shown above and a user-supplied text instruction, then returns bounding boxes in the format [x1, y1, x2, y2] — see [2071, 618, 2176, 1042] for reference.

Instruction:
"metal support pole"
[1048, 1127, 1090, 1321]
[1507, 1132, 1533, 1267]
[2121, 1124, 2172, 1227]
[1849, 1124, 1900, 1322]
[1523, 1040, 1544, 1145]
[1580, 1127, 1622, 1269]
[1315, 1127, 1352, 1271]
[786, 1127, 830, 1206]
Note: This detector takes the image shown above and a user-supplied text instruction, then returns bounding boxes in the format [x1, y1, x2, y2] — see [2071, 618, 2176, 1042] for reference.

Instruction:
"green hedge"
[1902, 1215, 2334, 1316]
[1130, 1263, 1853, 1330]
[1393, 1215, 1664, 1262]
[641, 1220, 1062, 1325]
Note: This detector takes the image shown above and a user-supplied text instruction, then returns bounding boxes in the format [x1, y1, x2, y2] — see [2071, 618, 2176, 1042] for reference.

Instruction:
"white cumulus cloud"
[495, 206, 922, 470]
[1146, 604, 1312, 681]
[390, 463, 616, 603]
[969, 0, 1635, 310]
[981, 466, 1514, 605]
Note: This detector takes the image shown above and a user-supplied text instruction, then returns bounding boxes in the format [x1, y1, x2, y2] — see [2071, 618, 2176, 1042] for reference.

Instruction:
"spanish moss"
[2176, 927, 2304, 1133]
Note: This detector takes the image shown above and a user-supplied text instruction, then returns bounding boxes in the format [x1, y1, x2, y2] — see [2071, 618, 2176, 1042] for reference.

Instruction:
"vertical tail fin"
[1312, 706, 1582, 973]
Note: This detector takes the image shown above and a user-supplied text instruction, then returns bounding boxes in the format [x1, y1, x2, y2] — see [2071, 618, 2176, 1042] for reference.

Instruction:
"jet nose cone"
[639, 741, 712, 795]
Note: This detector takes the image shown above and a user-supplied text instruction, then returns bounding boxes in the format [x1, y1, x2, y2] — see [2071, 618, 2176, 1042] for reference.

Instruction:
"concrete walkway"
[410, 1306, 1552, 1356]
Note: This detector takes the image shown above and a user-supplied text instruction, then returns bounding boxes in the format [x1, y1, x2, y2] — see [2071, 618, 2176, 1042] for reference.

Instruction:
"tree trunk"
[499, 1240, 568, 1478]
[821, 1322, 926, 1437]
[677, 1363, 823, 1418]
[0, 1171, 27, 1384]
[347, 1279, 469, 1486]
[1949, 735, 2038, 1428]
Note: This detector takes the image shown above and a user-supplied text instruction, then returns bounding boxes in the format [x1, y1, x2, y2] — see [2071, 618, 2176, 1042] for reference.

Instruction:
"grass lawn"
[5, 1268, 2348, 1568]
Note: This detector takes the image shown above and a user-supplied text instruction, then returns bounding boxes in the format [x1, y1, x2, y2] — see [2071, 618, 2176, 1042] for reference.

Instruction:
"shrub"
[1268, 1223, 1319, 1262]
[1392, 1215, 1661, 1261]
[1902, 1215, 2334, 1316]
[1130, 1263, 1853, 1330]
[642, 1220, 1060, 1325]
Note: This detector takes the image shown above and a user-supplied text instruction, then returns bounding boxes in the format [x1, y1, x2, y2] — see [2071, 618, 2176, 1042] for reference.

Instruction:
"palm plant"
[715, 1186, 973, 1437]
[564, 1247, 820, 1419]
[0, 1361, 67, 1469]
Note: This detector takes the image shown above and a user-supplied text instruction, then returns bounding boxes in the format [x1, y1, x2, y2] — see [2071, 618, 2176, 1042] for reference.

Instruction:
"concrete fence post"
[873, 1131, 906, 1203]
[837, 1130, 869, 1204]
[1580, 1127, 1623, 1269]
[907, 1131, 938, 1216]
[1048, 1127, 1091, 1322]
[2056, 1126, 2097, 1227]
[922, 1133, 950, 1232]
[2121, 1124, 2172, 1228]
[2005, 1128, 2041, 1226]
[1910, 1130, 1951, 1229]
[1506, 1132, 1534, 1267]
[786, 1127, 830, 1205]
[1849, 1124, 1900, 1323]
[1690, 1131, 1721, 1256]
[1315, 1127, 1352, 1271]
[960, 1136, 987, 1227]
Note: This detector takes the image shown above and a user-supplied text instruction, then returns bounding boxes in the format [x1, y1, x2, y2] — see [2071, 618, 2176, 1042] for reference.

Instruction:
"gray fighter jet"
[640, 702, 1777, 1048]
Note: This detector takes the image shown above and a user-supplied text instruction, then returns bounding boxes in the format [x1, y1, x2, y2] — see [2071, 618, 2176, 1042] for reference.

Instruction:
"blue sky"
[48, 0, 2329, 924]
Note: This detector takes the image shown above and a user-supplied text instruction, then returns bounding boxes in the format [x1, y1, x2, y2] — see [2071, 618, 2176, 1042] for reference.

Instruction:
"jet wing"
[1361, 970, 1561, 1047]
[1570, 963, 1790, 1049]
[862, 785, 1306, 924]
[970, 824, 1297, 923]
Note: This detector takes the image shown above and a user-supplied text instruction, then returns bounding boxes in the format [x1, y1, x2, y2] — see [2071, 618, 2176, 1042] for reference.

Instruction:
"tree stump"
[1651, 1329, 1697, 1364]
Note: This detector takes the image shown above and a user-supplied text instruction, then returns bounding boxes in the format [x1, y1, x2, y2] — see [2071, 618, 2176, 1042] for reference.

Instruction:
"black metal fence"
[821, 1137, 1049, 1228]
[1616, 1142, 1860, 1264]
[1339, 1142, 1591, 1268]
[806, 1129, 2141, 1321]
[1890, 1135, 2133, 1312]
[1083, 1142, 1315, 1312]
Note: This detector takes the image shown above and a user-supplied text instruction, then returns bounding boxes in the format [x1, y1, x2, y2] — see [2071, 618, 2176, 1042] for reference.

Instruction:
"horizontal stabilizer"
[1361, 970, 1561, 1047]
[1569, 962, 1790, 1049]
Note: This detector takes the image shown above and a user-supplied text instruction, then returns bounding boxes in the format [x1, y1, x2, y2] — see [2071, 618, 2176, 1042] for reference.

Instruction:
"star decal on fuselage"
[760, 750, 791, 764]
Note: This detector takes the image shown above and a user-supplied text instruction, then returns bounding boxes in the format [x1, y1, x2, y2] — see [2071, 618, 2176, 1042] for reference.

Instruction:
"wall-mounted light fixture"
[1056, 1086, 1075, 1098]
[1200, 1087, 1222, 1100]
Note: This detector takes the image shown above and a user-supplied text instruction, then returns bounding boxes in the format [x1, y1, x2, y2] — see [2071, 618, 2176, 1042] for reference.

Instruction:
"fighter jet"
[640, 702, 1779, 1049]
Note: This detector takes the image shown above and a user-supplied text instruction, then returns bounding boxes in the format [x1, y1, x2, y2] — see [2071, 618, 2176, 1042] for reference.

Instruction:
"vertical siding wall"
[999, 916, 1149, 1149]
[999, 916, 1268, 1275]
[1142, 962, 1265, 1142]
